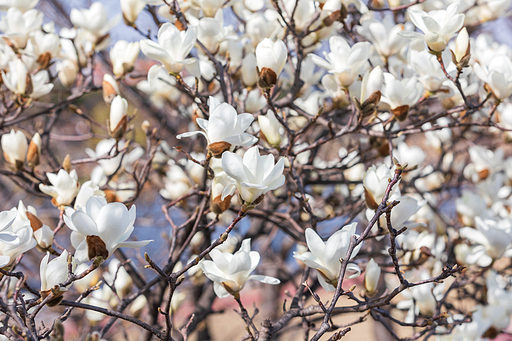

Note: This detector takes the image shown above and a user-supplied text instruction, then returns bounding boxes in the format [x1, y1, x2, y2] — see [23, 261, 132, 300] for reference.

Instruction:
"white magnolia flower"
[0, 0, 39, 12]
[357, 16, 408, 58]
[241, 53, 259, 87]
[221, 146, 285, 206]
[109, 96, 129, 139]
[363, 164, 397, 210]
[293, 225, 362, 292]
[70, 2, 119, 44]
[244, 88, 266, 113]
[195, 10, 228, 53]
[136, 65, 180, 108]
[85, 139, 144, 177]
[381, 73, 424, 120]
[474, 55, 512, 100]
[258, 110, 283, 147]
[452, 27, 470, 65]
[311, 36, 370, 87]
[177, 97, 258, 157]
[110, 40, 140, 77]
[120, 0, 146, 26]
[39, 169, 80, 207]
[15, 201, 54, 250]
[1, 130, 28, 169]
[364, 258, 381, 295]
[40, 250, 74, 292]
[75, 181, 105, 211]
[408, 50, 450, 93]
[459, 217, 512, 267]
[140, 23, 196, 74]
[0, 8, 43, 48]
[401, 3, 465, 52]
[64, 196, 152, 264]
[2, 59, 54, 99]
[27, 31, 61, 68]
[0, 210, 36, 268]
[197, 0, 224, 17]
[255, 38, 288, 88]
[199, 238, 280, 298]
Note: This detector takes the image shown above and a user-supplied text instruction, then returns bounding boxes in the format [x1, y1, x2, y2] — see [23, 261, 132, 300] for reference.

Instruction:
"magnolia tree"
[2, 0, 512, 340]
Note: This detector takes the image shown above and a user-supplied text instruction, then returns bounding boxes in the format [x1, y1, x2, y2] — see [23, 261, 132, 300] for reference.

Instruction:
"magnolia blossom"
[64, 196, 152, 264]
[380, 73, 424, 120]
[408, 50, 450, 93]
[258, 110, 283, 147]
[1, 130, 28, 169]
[177, 97, 258, 157]
[0, 210, 36, 268]
[70, 2, 119, 44]
[102, 74, 120, 104]
[401, 3, 465, 52]
[40, 250, 74, 292]
[474, 55, 512, 100]
[293, 225, 362, 292]
[0, 7, 43, 48]
[311, 37, 370, 87]
[364, 258, 381, 295]
[255, 38, 288, 89]
[120, 0, 146, 26]
[39, 169, 80, 207]
[140, 23, 196, 74]
[452, 27, 470, 67]
[363, 164, 397, 210]
[0, 0, 39, 12]
[136, 65, 180, 108]
[221, 146, 285, 207]
[199, 238, 280, 298]
[15, 201, 54, 249]
[459, 217, 512, 267]
[85, 139, 144, 177]
[2, 59, 54, 99]
[241, 53, 258, 87]
[110, 40, 140, 77]
[357, 16, 408, 58]
[109, 96, 129, 139]
[28, 31, 61, 68]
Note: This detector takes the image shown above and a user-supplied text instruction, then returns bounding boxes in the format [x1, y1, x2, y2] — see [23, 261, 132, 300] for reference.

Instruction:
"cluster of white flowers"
[3, 0, 512, 339]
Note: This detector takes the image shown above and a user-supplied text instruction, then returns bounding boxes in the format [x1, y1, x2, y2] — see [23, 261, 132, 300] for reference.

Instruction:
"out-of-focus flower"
[380, 73, 423, 121]
[16, 201, 54, 250]
[39, 169, 80, 207]
[197, 0, 224, 17]
[357, 16, 408, 58]
[85, 139, 144, 177]
[195, 10, 228, 53]
[70, 2, 119, 45]
[474, 55, 512, 100]
[120, 0, 146, 26]
[244, 88, 266, 113]
[28, 31, 61, 68]
[177, 96, 258, 157]
[408, 50, 450, 93]
[401, 3, 465, 52]
[0, 7, 43, 48]
[293, 225, 362, 292]
[2, 59, 54, 99]
[310, 37, 370, 87]
[459, 217, 512, 267]
[364, 258, 381, 295]
[258, 110, 283, 148]
[221, 146, 285, 208]
[363, 164, 397, 210]
[102, 74, 120, 104]
[109, 96, 129, 139]
[0, 0, 39, 12]
[199, 238, 280, 298]
[140, 23, 196, 74]
[1, 130, 28, 170]
[64, 196, 152, 264]
[241, 53, 259, 87]
[136, 65, 180, 108]
[26, 132, 41, 168]
[40, 250, 75, 305]
[255, 38, 288, 89]
[110, 40, 139, 77]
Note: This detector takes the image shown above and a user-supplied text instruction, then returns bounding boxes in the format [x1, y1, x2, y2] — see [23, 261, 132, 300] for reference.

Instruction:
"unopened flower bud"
[1, 130, 28, 170]
[109, 96, 129, 139]
[364, 258, 381, 296]
[451, 27, 471, 71]
[258, 110, 283, 147]
[26, 132, 41, 168]
[102, 74, 120, 104]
